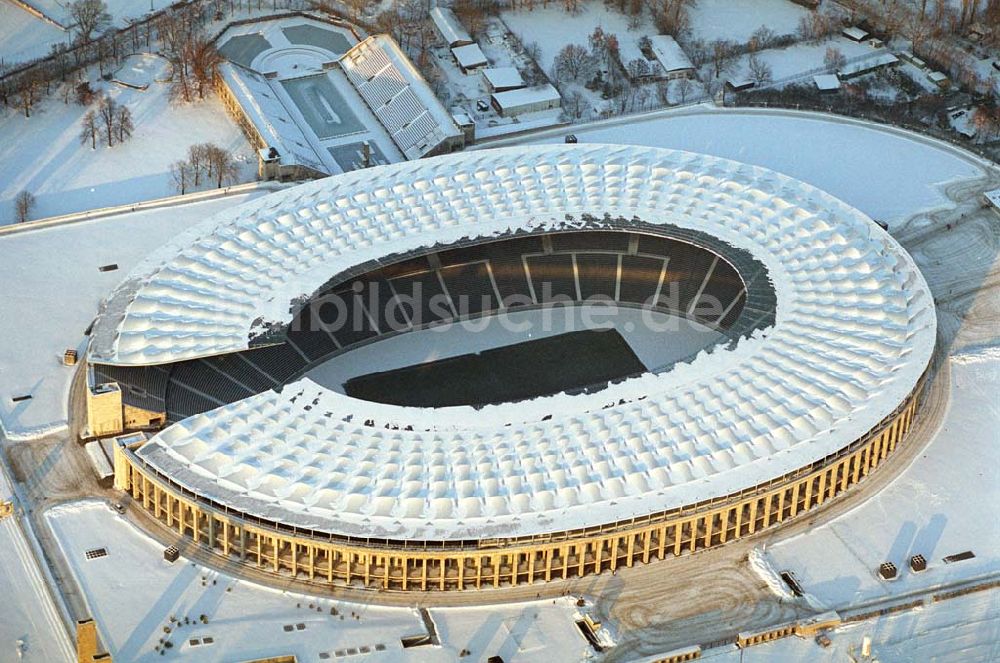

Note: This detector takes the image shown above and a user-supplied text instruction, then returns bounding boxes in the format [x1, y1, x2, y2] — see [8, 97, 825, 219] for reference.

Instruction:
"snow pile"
[747, 547, 795, 601]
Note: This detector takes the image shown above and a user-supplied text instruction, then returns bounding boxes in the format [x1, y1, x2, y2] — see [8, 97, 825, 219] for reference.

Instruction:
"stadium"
[81, 144, 935, 592]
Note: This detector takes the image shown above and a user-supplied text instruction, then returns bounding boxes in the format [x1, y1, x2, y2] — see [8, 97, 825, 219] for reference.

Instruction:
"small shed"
[452, 43, 488, 73]
[724, 78, 755, 93]
[813, 74, 841, 92]
[430, 7, 473, 48]
[491, 84, 561, 116]
[928, 70, 950, 89]
[842, 26, 870, 42]
[482, 67, 524, 93]
[648, 35, 695, 80]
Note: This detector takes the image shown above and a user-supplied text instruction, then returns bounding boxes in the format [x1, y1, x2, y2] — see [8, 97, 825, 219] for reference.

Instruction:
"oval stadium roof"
[91, 144, 936, 541]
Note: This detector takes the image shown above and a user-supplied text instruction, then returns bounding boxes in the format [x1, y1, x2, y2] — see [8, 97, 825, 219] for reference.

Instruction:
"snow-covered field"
[687, 0, 811, 43]
[502, 3, 657, 76]
[510, 107, 985, 223]
[0, 189, 276, 438]
[26, 0, 174, 27]
[0, 467, 74, 662]
[726, 36, 876, 86]
[765, 350, 1000, 609]
[0, 2, 69, 65]
[692, 586, 1000, 661]
[0, 61, 254, 223]
[46, 499, 598, 662]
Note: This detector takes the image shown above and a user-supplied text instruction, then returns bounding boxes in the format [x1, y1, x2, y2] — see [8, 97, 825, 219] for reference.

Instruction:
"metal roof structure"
[89, 145, 936, 541]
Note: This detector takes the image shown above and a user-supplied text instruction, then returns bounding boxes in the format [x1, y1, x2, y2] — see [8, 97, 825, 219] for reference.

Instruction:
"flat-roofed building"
[482, 66, 524, 93]
[490, 84, 561, 116]
[452, 43, 488, 73]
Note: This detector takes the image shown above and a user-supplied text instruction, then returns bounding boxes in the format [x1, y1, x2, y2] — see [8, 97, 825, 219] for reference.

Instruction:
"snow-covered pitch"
[88, 144, 935, 542]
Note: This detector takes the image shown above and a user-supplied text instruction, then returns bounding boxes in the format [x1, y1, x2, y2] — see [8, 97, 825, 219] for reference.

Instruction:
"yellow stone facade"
[85, 383, 123, 438]
[114, 374, 925, 592]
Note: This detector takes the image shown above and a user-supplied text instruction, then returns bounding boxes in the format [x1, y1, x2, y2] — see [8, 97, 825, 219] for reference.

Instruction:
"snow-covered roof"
[482, 66, 524, 90]
[985, 188, 1000, 209]
[928, 70, 949, 83]
[92, 144, 936, 541]
[339, 35, 462, 160]
[429, 6, 473, 47]
[490, 84, 561, 110]
[813, 74, 841, 91]
[451, 43, 488, 69]
[217, 62, 327, 174]
[839, 52, 899, 77]
[842, 26, 869, 41]
[648, 35, 694, 74]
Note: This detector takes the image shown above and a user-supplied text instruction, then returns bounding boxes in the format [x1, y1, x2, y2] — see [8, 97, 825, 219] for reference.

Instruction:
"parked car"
[476, 100, 489, 112]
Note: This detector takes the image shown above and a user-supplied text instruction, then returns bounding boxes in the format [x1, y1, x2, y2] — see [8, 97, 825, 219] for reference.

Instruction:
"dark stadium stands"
[95, 227, 776, 422]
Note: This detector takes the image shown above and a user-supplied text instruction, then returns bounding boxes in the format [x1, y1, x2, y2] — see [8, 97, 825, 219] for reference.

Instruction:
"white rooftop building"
[340, 35, 464, 160]
[648, 35, 695, 79]
[429, 6, 473, 47]
[451, 42, 488, 72]
[813, 73, 841, 91]
[490, 84, 561, 116]
[842, 26, 870, 42]
[482, 66, 524, 92]
[217, 62, 328, 179]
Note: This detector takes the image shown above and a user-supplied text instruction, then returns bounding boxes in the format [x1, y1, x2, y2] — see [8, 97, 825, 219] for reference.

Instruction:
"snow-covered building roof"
[839, 52, 899, 79]
[984, 188, 1000, 209]
[429, 6, 473, 48]
[490, 84, 561, 114]
[842, 26, 869, 42]
[482, 66, 524, 92]
[339, 35, 462, 160]
[90, 145, 936, 541]
[451, 43, 488, 70]
[813, 74, 841, 91]
[648, 35, 694, 75]
[217, 62, 327, 175]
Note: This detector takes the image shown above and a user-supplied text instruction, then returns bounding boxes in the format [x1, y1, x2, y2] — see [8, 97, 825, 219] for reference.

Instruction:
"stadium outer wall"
[112, 368, 928, 592]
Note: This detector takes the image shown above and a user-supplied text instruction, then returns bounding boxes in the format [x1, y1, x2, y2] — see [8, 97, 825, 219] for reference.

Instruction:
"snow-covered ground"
[686, 0, 811, 43]
[0, 189, 276, 438]
[432, 598, 601, 662]
[689, 586, 1000, 661]
[305, 305, 722, 392]
[0, 2, 69, 65]
[0, 64, 254, 223]
[0, 467, 74, 662]
[0, 0, 177, 66]
[726, 36, 876, 87]
[46, 499, 599, 662]
[765, 350, 1000, 609]
[502, 3, 656, 76]
[508, 107, 985, 224]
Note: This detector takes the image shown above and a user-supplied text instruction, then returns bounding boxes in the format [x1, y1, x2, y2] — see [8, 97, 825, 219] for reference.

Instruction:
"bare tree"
[190, 38, 223, 100]
[709, 39, 735, 79]
[553, 44, 590, 82]
[676, 76, 692, 103]
[747, 53, 773, 85]
[97, 94, 117, 147]
[68, 0, 111, 43]
[14, 191, 36, 223]
[206, 144, 239, 188]
[748, 25, 777, 52]
[824, 46, 847, 72]
[80, 109, 99, 149]
[171, 160, 192, 194]
[625, 57, 651, 81]
[115, 104, 134, 143]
